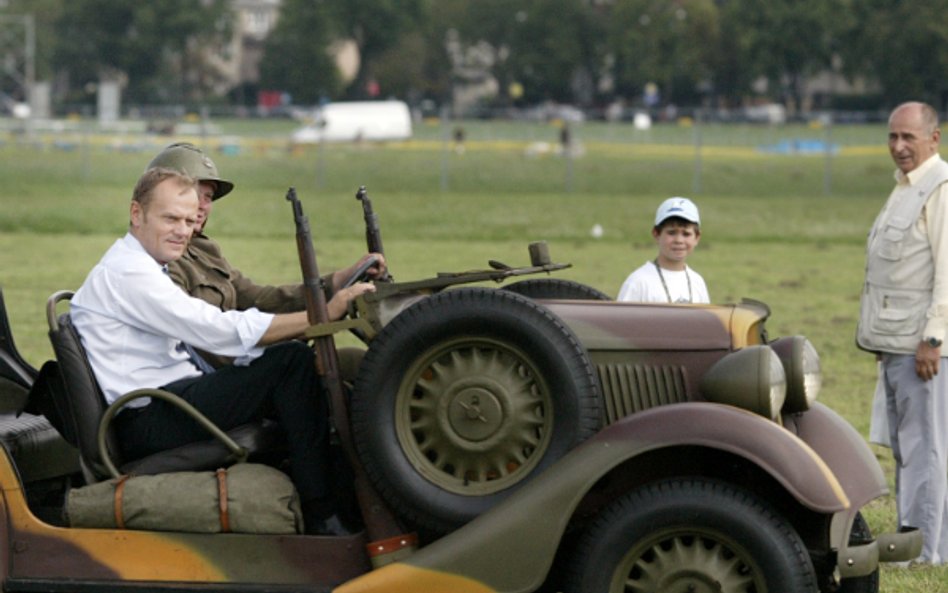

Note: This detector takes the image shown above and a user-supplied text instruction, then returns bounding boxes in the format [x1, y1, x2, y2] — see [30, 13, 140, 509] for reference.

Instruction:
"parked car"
[0, 194, 921, 593]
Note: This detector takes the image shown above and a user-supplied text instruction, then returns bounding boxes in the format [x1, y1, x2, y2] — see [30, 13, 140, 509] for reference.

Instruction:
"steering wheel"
[340, 256, 381, 343]
[341, 255, 382, 289]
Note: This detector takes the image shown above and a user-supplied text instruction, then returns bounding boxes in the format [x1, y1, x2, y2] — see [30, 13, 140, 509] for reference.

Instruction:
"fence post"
[440, 105, 451, 192]
[314, 129, 326, 189]
[823, 114, 833, 196]
[692, 108, 703, 194]
[562, 122, 574, 193]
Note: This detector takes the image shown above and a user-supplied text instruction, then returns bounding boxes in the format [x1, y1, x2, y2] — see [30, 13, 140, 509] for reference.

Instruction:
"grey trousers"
[881, 353, 948, 564]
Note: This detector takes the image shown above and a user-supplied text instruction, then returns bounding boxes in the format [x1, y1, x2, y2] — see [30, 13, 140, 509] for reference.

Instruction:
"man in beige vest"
[857, 101, 948, 564]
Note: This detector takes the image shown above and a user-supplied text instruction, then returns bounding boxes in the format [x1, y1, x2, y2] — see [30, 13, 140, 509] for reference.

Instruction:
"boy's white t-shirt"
[617, 261, 710, 304]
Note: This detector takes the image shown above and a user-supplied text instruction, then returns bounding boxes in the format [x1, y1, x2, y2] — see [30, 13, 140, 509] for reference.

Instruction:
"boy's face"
[652, 221, 700, 269]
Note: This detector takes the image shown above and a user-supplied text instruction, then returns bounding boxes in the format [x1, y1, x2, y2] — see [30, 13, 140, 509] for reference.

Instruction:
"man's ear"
[129, 201, 143, 229]
[651, 227, 661, 239]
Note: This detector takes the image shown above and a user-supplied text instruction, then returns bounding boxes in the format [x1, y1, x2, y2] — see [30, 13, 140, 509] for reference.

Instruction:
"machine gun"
[285, 188, 412, 564]
[355, 186, 391, 281]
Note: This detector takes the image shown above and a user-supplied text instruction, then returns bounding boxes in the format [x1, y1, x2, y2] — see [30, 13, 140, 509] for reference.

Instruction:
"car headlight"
[769, 336, 821, 413]
[700, 345, 787, 420]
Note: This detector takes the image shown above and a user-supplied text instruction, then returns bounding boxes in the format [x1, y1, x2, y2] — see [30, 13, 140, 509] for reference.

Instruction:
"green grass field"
[1, 117, 946, 590]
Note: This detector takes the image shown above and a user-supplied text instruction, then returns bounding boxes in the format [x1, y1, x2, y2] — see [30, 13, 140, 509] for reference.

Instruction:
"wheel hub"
[655, 571, 721, 593]
[447, 387, 504, 441]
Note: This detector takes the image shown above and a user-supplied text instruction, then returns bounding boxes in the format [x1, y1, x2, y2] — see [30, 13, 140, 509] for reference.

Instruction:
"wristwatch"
[926, 337, 943, 348]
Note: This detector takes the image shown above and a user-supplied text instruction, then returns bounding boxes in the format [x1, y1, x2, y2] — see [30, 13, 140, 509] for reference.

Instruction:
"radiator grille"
[597, 363, 690, 424]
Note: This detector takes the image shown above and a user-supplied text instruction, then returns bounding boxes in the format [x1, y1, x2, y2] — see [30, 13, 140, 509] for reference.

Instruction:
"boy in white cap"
[617, 197, 710, 303]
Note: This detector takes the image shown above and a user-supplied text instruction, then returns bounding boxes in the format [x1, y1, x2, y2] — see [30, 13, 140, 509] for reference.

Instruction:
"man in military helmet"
[148, 142, 384, 368]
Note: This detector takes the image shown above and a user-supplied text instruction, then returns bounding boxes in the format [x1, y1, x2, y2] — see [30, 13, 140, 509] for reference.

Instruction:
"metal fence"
[0, 110, 890, 198]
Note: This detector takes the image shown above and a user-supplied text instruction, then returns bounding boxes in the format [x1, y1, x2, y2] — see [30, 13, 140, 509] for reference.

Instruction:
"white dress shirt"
[71, 233, 274, 406]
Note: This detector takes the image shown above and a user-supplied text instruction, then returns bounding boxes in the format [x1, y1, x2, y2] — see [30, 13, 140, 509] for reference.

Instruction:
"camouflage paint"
[544, 300, 769, 352]
[0, 452, 371, 587]
[335, 564, 497, 593]
[0, 401, 849, 593]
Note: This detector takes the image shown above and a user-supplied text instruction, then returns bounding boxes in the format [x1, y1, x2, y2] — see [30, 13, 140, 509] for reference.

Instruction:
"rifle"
[286, 188, 411, 562]
[355, 185, 391, 281]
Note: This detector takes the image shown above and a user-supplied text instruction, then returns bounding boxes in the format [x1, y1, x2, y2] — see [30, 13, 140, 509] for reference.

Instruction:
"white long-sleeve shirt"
[71, 233, 273, 406]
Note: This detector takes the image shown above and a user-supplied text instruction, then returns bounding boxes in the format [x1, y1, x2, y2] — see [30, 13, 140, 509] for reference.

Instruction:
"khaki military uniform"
[168, 234, 312, 315]
[167, 233, 331, 368]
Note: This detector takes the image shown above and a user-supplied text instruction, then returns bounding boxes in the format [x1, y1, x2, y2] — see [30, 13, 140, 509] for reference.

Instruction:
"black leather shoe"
[307, 513, 356, 536]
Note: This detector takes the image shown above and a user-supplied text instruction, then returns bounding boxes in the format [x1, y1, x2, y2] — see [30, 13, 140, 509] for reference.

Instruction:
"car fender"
[783, 401, 887, 508]
[783, 401, 892, 572]
[339, 402, 848, 593]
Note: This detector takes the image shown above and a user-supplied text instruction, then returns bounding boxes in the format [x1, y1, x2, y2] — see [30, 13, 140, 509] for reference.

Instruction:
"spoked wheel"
[394, 335, 558, 495]
[566, 479, 818, 593]
[351, 287, 601, 534]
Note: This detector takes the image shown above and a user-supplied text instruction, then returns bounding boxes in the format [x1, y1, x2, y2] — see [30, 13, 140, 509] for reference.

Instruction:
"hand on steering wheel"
[341, 255, 382, 289]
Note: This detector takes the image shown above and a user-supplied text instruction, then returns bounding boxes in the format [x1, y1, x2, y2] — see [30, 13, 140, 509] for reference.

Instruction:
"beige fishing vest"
[857, 159, 948, 354]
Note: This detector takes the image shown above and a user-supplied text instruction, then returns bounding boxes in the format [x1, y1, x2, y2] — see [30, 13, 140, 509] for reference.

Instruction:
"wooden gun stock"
[286, 187, 408, 558]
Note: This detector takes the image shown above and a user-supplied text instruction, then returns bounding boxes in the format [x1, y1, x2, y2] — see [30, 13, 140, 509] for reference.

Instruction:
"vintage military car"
[0, 192, 922, 593]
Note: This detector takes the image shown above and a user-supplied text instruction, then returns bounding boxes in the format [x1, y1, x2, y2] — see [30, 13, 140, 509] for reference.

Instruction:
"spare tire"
[350, 287, 601, 534]
[502, 278, 612, 301]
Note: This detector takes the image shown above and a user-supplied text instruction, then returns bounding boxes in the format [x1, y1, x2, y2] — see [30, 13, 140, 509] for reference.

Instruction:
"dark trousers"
[114, 341, 330, 503]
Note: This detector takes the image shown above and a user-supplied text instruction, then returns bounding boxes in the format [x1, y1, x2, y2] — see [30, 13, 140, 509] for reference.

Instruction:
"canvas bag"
[66, 463, 302, 534]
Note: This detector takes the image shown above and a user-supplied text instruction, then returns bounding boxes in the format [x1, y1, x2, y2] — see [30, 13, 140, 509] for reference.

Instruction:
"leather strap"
[113, 475, 130, 529]
[216, 468, 230, 533]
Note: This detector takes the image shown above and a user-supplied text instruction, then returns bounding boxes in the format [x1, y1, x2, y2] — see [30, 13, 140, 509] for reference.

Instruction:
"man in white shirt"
[71, 167, 377, 536]
[617, 197, 710, 304]
[857, 101, 948, 564]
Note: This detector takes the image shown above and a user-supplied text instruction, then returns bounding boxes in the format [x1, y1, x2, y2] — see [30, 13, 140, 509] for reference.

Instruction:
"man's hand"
[915, 340, 941, 381]
[332, 253, 387, 292]
[327, 282, 376, 320]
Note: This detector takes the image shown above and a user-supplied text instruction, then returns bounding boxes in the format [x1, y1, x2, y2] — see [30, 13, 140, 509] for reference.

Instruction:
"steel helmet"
[146, 142, 234, 200]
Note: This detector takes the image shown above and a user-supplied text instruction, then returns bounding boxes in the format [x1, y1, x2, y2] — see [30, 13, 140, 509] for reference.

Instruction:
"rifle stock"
[286, 188, 409, 558]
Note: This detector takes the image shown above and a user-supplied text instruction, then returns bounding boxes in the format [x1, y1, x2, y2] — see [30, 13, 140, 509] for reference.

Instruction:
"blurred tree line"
[4, 0, 948, 112]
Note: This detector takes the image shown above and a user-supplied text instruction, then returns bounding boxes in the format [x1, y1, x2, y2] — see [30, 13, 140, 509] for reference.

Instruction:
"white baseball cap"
[655, 197, 700, 226]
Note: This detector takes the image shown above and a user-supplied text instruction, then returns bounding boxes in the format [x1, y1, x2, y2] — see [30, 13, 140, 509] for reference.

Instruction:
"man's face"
[130, 178, 198, 265]
[889, 105, 941, 174]
[653, 222, 700, 268]
[193, 181, 217, 233]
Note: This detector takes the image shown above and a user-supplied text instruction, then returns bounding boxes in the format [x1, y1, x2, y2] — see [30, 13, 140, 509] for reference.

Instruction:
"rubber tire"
[838, 512, 879, 593]
[350, 287, 601, 534]
[502, 278, 612, 301]
[565, 479, 819, 593]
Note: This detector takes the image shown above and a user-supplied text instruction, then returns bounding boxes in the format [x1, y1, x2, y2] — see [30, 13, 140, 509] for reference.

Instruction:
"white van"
[291, 100, 412, 143]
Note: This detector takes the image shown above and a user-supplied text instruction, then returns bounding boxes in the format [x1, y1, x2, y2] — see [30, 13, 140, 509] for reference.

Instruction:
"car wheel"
[502, 278, 612, 301]
[350, 287, 601, 533]
[565, 479, 818, 593]
[838, 512, 879, 593]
